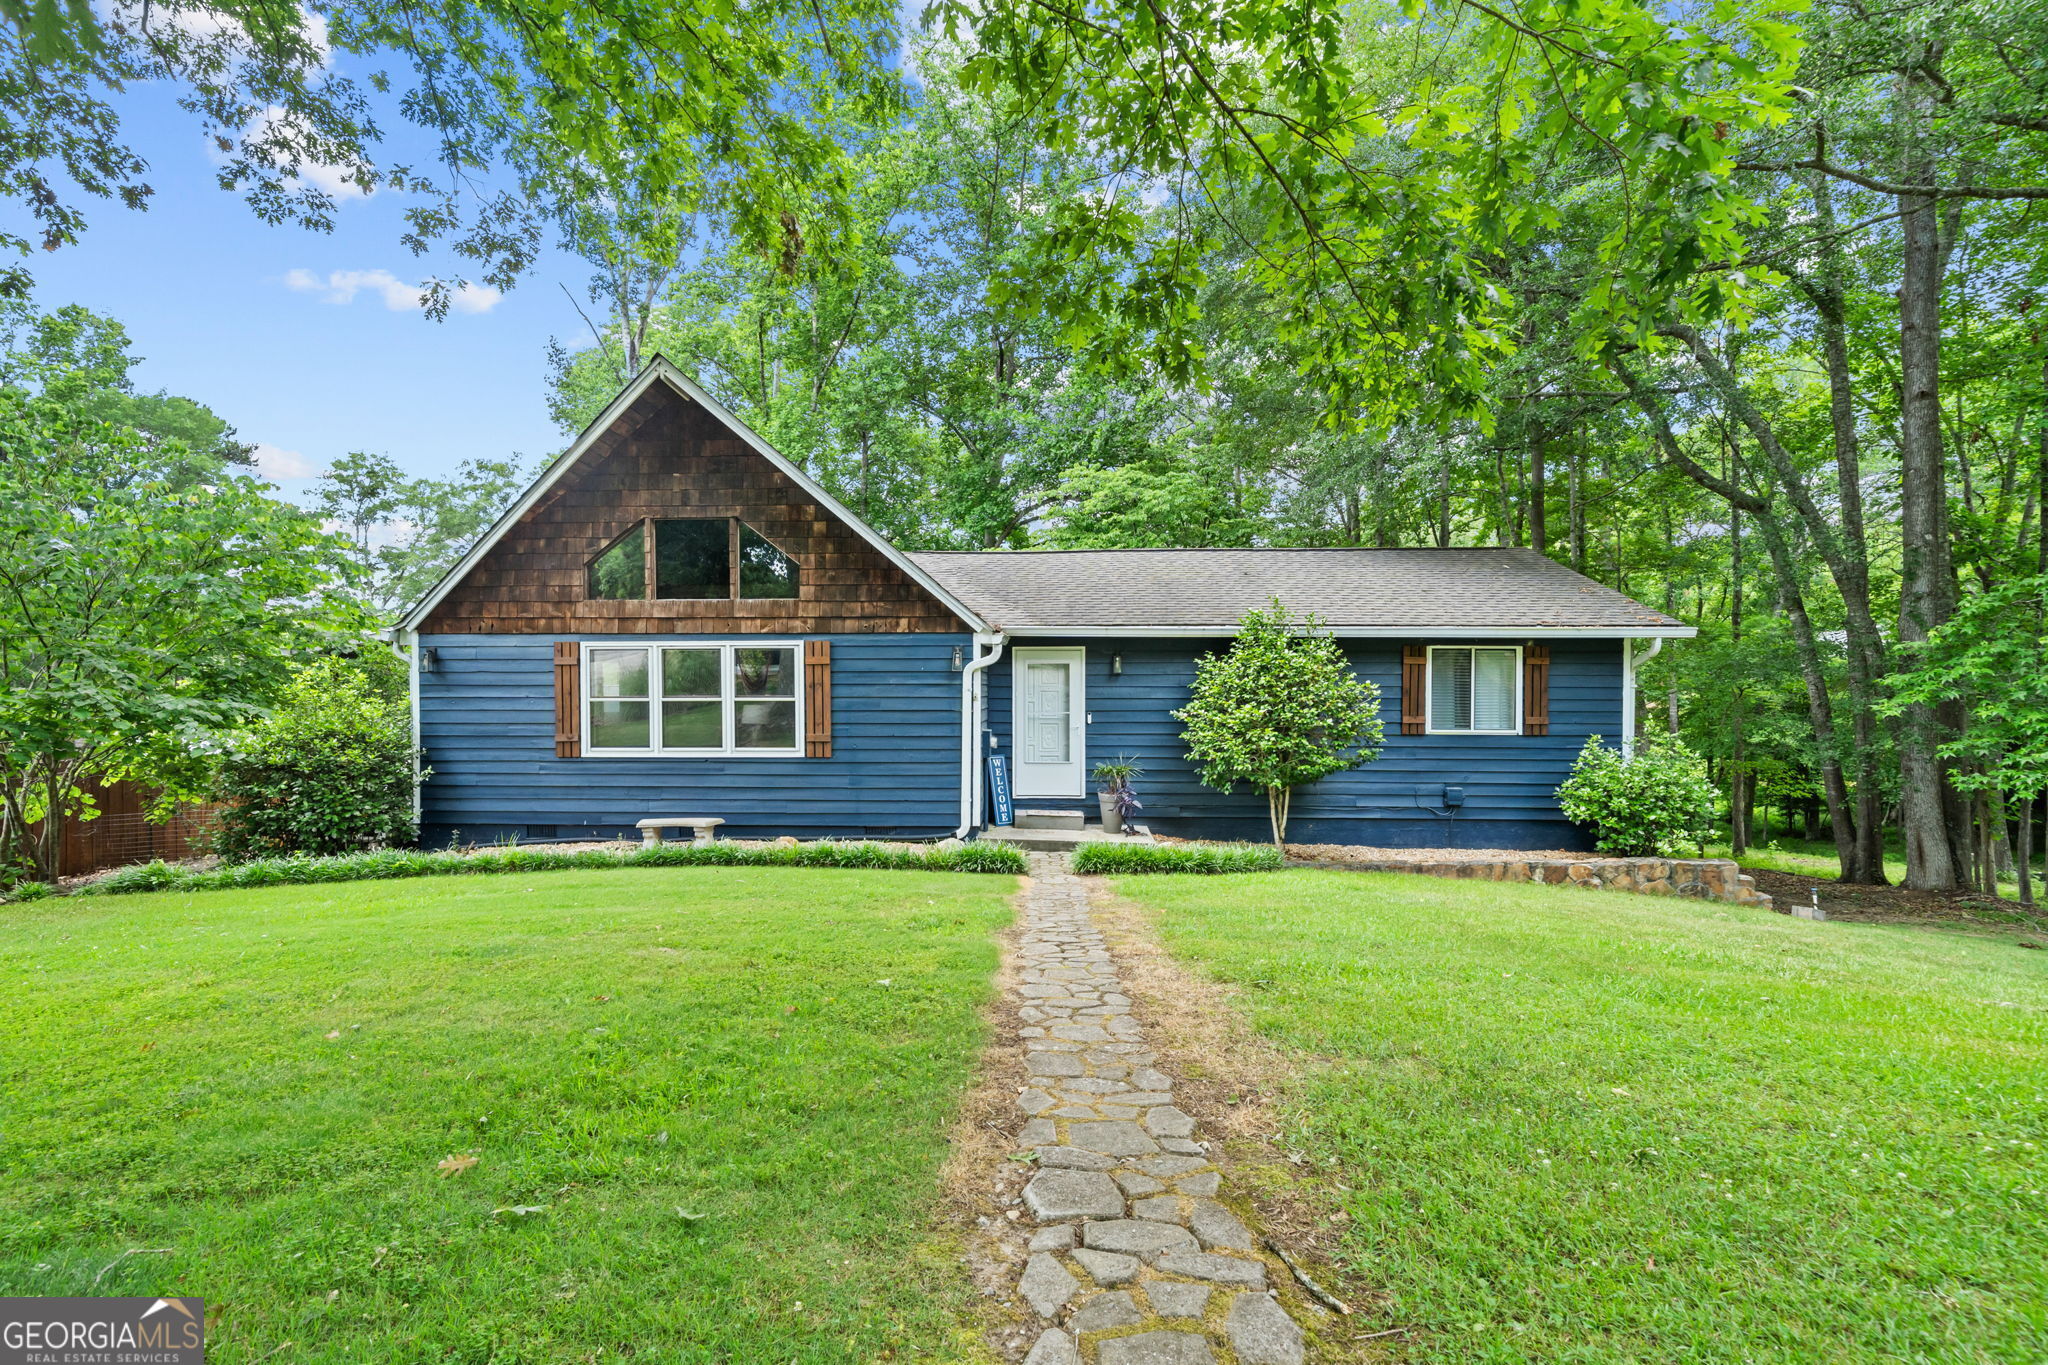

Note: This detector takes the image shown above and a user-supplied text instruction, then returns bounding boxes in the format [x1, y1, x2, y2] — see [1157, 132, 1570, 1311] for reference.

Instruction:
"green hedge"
[79, 838, 1027, 897]
[1071, 841, 1284, 875]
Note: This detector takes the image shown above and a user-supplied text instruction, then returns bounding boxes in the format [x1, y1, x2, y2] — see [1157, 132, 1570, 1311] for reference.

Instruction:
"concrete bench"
[636, 817, 726, 847]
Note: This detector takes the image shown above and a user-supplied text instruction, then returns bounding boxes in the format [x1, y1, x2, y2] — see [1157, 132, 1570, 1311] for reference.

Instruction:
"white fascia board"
[996, 624, 1698, 640]
[397, 358, 988, 635]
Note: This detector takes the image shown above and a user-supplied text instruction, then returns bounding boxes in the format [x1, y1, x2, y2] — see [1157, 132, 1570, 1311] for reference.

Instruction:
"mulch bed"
[1744, 866, 2048, 938]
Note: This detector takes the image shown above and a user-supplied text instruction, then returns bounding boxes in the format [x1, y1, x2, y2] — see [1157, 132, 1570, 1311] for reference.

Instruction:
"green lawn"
[1116, 869, 2048, 1364]
[0, 867, 1015, 1364]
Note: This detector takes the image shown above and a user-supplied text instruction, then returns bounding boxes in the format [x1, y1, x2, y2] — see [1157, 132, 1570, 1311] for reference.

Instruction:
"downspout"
[389, 627, 423, 826]
[956, 631, 1007, 838]
[1623, 637, 1663, 757]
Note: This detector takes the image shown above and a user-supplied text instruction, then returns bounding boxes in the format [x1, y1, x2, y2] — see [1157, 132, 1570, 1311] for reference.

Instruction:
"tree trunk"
[1266, 785, 1292, 847]
[1531, 424, 1548, 555]
[1754, 512, 1858, 874]
[1894, 57, 1967, 891]
[1568, 432, 1586, 572]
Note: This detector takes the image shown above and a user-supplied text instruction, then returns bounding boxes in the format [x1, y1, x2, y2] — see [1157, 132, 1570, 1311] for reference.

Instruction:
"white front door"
[1012, 648, 1086, 797]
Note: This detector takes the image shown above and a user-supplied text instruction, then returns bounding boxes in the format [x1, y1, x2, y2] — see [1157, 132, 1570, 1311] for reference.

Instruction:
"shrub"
[1555, 734, 1718, 856]
[79, 837, 1026, 896]
[1072, 841, 1284, 875]
[1174, 600, 1382, 845]
[210, 654, 423, 861]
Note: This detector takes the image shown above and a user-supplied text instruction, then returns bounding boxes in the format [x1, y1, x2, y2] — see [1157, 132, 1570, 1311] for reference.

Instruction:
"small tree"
[1174, 600, 1382, 845]
[1555, 734, 1718, 857]
[0, 384, 352, 882]
[211, 654, 424, 860]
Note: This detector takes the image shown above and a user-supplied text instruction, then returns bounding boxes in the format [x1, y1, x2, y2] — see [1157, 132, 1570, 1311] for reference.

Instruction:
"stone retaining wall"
[1297, 854, 1774, 911]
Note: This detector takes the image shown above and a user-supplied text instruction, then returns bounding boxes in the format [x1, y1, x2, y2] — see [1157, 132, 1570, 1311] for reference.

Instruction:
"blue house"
[396, 360, 1693, 851]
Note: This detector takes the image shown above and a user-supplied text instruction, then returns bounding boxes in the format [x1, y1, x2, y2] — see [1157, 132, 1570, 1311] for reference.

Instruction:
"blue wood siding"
[418, 632, 969, 843]
[985, 638, 1623, 850]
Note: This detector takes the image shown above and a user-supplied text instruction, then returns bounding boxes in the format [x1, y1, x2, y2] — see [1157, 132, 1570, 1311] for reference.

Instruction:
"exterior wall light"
[1111, 652, 1123, 676]
[420, 647, 440, 673]
[951, 645, 964, 671]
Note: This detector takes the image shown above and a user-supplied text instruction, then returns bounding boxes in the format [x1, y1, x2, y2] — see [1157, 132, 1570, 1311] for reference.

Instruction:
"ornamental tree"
[0, 388, 354, 882]
[1174, 601, 1382, 846]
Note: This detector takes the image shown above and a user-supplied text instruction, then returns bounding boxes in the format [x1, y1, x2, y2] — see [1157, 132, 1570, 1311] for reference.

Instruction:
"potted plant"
[1092, 758, 1144, 834]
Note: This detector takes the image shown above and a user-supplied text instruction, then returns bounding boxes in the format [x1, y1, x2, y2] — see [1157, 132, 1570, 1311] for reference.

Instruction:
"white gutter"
[992, 624, 1697, 640]
[956, 631, 1007, 838]
[1622, 636, 1663, 756]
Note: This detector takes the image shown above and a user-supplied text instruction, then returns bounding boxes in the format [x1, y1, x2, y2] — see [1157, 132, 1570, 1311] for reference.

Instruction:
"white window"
[583, 641, 803, 756]
[1427, 645, 1521, 735]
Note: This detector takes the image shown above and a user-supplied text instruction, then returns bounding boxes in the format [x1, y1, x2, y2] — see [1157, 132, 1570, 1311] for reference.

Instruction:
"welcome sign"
[986, 754, 1014, 827]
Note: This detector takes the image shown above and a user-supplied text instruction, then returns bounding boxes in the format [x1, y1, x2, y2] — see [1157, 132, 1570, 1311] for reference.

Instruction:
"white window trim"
[581, 639, 805, 758]
[1424, 644, 1524, 736]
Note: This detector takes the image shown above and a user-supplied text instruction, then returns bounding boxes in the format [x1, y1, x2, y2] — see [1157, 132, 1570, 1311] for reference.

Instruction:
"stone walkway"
[1001, 853, 1313, 1365]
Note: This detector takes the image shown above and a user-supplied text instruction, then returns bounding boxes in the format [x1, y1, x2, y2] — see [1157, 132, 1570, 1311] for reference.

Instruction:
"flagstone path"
[999, 853, 1313, 1365]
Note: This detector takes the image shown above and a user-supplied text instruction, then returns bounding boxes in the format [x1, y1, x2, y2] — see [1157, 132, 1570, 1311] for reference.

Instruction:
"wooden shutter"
[553, 642, 581, 758]
[1400, 645, 1428, 735]
[1523, 644, 1550, 736]
[804, 640, 832, 757]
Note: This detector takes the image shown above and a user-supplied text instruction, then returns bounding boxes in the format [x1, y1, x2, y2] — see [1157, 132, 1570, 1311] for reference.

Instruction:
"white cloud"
[103, 1, 329, 61]
[222, 104, 369, 201]
[251, 442, 323, 480]
[284, 268, 503, 315]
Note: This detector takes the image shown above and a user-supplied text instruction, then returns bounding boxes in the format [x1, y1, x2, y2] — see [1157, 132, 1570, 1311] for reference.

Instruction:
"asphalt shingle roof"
[906, 547, 1687, 632]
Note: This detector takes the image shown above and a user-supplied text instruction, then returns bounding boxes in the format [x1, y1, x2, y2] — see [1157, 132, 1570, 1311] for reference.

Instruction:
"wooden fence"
[49, 777, 223, 877]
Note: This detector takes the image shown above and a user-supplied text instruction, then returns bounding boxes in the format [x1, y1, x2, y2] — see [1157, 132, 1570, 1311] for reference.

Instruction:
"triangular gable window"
[587, 518, 801, 601]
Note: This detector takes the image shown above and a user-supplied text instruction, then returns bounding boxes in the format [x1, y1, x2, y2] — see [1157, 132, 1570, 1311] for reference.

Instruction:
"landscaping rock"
[1115, 1171, 1167, 1196]
[1022, 1328, 1081, 1365]
[1067, 1120, 1160, 1156]
[1070, 1290, 1143, 1333]
[1143, 1105, 1196, 1138]
[1030, 1224, 1077, 1252]
[1098, 1330, 1218, 1365]
[1028, 1052, 1088, 1077]
[1025, 1170, 1124, 1221]
[1189, 1200, 1254, 1251]
[996, 853, 1312, 1365]
[1071, 1247, 1141, 1286]
[1132, 1194, 1187, 1223]
[1155, 1251, 1267, 1287]
[1225, 1292, 1305, 1365]
[1081, 1219, 1199, 1260]
[1146, 1282, 1212, 1319]
[1020, 1253, 1080, 1318]
[1037, 1145, 1118, 1172]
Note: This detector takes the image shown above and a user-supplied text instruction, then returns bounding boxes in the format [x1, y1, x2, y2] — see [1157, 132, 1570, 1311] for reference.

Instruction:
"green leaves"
[211, 655, 422, 861]
[938, 0, 1801, 425]
[1555, 734, 1718, 856]
[1174, 600, 1383, 842]
[0, 370, 356, 878]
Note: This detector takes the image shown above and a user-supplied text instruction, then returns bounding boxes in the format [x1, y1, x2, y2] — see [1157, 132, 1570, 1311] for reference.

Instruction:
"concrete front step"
[983, 824, 1156, 853]
[1015, 808, 1087, 830]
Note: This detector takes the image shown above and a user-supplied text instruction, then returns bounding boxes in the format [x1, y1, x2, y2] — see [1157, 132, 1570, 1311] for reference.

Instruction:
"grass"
[1114, 868, 2048, 1363]
[71, 836, 1026, 898]
[1071, 840, 1282, 875]
[0, 866, 1017, 1363]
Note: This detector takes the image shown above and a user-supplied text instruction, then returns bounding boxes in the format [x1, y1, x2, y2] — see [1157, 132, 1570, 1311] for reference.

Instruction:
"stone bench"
[635, 817, 725, 848]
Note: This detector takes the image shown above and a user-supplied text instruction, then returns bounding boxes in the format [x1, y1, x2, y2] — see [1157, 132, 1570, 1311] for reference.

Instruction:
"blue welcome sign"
[987, 754, 1014, 826]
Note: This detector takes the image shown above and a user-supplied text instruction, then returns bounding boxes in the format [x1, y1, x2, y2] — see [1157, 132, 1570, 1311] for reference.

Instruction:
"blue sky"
[16, 79, 594, 499]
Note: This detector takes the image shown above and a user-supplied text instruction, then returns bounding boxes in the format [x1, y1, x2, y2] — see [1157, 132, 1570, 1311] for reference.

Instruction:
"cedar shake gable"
[408, 363, 979, 636]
